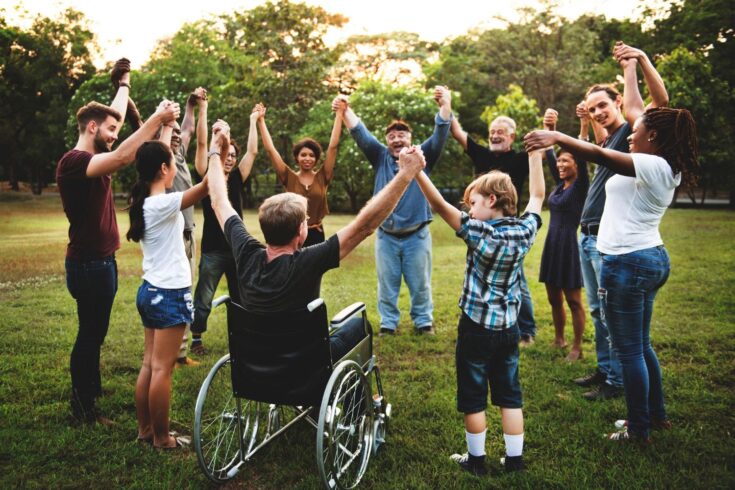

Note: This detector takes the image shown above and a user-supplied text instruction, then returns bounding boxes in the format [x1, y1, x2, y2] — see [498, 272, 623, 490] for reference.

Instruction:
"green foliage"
[481, 84, 542, 150]
[0, 8, 96, 192]
[656, 46, 735, 199]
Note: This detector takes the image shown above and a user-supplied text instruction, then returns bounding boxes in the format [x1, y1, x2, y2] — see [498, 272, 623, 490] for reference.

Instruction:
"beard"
[93, 130, 112, 153]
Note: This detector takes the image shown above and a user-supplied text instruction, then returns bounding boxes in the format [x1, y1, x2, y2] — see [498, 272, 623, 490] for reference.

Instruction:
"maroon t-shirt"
[56, 150, 120, 259]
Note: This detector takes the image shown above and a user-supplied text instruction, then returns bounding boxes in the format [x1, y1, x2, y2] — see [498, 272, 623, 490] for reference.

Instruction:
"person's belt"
[183, 229, 193, 240]
[580, 223, 599, 236]
[308, 222, 323, 232]
[381, 222, 428, 239]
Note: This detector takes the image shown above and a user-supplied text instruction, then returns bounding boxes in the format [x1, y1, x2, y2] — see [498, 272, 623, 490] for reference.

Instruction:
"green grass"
[1, 195, 733, 489]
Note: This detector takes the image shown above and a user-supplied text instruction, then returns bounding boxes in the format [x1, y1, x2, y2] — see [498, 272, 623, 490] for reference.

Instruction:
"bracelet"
[207, 149, 220, 159]
[578, 134, 589, 141]
[118, 82, 131, 89]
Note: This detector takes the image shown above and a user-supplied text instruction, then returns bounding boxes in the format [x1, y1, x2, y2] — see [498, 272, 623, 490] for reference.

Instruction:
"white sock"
[503, 433, 524, 457]
[466, 430, 486, 457]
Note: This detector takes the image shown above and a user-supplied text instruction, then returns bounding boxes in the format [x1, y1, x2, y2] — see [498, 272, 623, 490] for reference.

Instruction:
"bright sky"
[5, 0, 645, 68]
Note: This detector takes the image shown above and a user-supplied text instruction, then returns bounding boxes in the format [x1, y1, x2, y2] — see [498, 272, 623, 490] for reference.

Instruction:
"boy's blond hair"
[462, 171, 517, 217]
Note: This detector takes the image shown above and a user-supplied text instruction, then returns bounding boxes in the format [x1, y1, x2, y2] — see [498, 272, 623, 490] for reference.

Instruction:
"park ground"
[0, 194, 733, 489]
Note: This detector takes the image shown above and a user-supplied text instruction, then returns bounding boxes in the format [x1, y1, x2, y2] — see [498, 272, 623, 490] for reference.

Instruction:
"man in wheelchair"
[205, 122, 427, 353]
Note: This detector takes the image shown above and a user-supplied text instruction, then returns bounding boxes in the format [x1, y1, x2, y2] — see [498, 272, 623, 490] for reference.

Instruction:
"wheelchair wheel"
[194, 354, 251, 483]
[316, 360, 374, 489]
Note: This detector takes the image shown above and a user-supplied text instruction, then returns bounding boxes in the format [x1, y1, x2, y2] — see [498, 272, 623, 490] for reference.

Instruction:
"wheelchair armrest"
[213, 295, 231, 309]
[330, 302, 366, 326]
[307, 298, 325, 312]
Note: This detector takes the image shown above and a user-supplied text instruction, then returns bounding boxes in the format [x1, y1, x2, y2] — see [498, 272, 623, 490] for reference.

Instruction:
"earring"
[647, 138, 653, 142]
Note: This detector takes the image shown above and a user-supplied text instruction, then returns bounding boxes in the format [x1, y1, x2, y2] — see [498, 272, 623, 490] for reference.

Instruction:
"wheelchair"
[193, 296, 391, 489]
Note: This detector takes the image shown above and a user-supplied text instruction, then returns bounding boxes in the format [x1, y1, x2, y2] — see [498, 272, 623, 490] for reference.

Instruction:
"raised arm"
[333, 95, 384, 165]
[323, 101, 345, 183]
[194, 95, 209, 177]
[449, 117, 469, 151]
[238, 104, 263, 182]
[157, 100, 175, 146]
[542, 108, 561, 184]
[108, 58, 130, 137]
[207, 126, 238, 231]
[181, 174, 208, 210]
[181, 87, 205, 151]
[415, 171, 462, 231]
[336, 146, 425, 259]
[86, 103, 180, 178]
[615, 42, 669, 110]
[256, 108, 289, 184]
[525, 150, 545, 215]
[524, 130, 635, 177]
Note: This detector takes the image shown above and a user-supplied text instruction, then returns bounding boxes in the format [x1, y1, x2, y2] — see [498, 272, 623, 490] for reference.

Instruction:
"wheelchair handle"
[212, 295, 231, 309]
[307, 298, 325, 312]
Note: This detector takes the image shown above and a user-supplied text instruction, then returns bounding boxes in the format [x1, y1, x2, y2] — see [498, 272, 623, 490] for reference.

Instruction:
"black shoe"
[500, 455, 526, 472]
[573, 370, 606, 387]
[417, 325, 435, 335]
[378, 327, 395, 337]
[450, 452, 487, 476]
[583, 383, 624, 401]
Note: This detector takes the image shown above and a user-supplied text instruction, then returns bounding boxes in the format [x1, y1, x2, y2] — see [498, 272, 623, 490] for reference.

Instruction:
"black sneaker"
[500, 455, 526, 472]
[378, 327, 395, 337]
[450, 452, 487, 476]
[583, 383, 623, 401]
[573, 370, 606, 387]
[417, 325, 435, 336]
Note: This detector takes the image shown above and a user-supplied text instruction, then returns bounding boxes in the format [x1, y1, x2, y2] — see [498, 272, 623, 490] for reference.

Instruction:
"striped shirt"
[456, 211, 542, 330]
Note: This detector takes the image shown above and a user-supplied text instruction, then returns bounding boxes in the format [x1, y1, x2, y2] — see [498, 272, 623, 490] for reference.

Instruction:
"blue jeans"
[517, 263, 536, 338]
[375, 227, 433, 330]
[192, 251, 240, 335]
[600, 246, 670, 437]
[579, 234, 623, 387]
[65, 256, 118, 412]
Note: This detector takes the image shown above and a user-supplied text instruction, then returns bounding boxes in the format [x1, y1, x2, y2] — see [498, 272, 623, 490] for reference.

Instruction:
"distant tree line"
[1, 0, 732, 207]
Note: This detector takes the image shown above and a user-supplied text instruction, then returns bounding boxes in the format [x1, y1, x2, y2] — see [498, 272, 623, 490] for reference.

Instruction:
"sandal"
[154, 434, 191, 450]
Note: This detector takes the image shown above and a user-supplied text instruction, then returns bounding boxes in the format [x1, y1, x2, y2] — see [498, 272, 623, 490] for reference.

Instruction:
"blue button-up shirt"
[349, 113, 451, 233]
[456, 211, 542, 330]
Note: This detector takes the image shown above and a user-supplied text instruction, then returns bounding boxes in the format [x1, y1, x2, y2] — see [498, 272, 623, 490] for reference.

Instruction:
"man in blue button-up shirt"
[333, 87, 452, 335]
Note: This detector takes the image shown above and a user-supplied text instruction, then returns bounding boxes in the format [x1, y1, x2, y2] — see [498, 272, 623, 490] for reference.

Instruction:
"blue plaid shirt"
[456, 211, 542, 330]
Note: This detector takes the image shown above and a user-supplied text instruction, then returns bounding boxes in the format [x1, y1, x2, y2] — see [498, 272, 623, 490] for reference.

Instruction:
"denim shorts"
[136, 280, 194, 329]
[456, 313, 523, 413]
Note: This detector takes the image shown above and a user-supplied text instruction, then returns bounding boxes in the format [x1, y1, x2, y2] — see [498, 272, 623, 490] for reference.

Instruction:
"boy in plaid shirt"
[415, 149, 545, 475]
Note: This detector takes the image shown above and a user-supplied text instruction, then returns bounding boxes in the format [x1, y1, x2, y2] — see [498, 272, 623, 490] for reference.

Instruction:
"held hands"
[576, 101, 591, 121]
[434, 86, 451, 108]
[187, 87, 208, 106]
[250, 103, 266, 123]
[331, 94, 349, 113]
[523, 130, 559, 153]
[397, 146, 426, 177]
[613, 41, 643, 69]
[211, 119, 231, 156]
[110, 58, 131, 89]
[543, 108, 558, 131]
[155, 100, 180, 125]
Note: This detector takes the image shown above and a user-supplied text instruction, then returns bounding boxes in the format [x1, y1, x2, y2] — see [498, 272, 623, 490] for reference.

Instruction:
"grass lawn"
[1, 194, 733, 489]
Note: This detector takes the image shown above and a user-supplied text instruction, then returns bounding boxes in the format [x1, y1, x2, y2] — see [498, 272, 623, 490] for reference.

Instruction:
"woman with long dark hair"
[127, 133, 215, 449]
[524, 46, 698, 441]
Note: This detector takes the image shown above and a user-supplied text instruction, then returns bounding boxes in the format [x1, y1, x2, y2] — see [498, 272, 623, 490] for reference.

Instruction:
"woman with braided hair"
[524, 43, 699, 443]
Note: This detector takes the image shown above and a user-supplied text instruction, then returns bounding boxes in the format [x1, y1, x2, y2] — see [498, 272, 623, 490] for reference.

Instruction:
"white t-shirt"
[140, 192, 191, 288]
[597, 153, 681, 255]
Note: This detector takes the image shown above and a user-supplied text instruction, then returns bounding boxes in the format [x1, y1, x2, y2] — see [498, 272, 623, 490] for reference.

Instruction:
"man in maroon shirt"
[57, 61, 180, 424]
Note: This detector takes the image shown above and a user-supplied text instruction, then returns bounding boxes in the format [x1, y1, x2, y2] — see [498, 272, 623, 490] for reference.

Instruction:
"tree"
[331, 32, 439, 92]
[481, 84, 542, 151]
[656, 47, 734, 204]
[0, 8, 96, 192]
